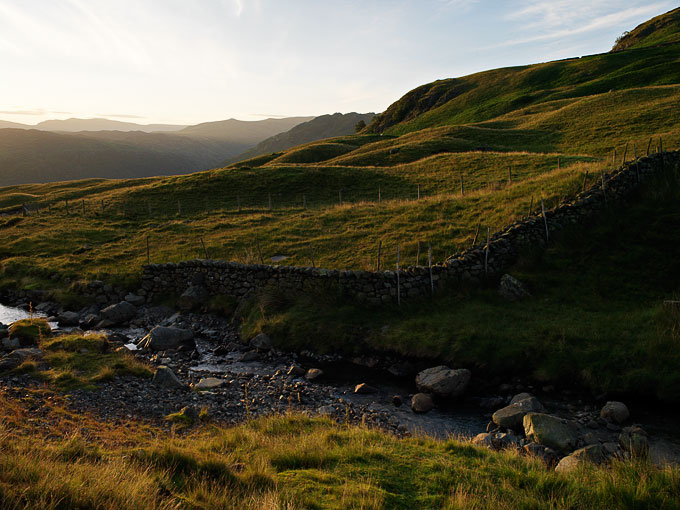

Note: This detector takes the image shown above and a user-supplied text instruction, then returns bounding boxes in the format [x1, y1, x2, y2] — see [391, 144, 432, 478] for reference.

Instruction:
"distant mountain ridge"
[231, 112, 375, 164]
[0, 115, 322, 186]
[178, 117, 314, 141]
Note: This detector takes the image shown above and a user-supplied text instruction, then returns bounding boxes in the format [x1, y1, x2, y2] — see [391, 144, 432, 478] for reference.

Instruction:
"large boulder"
[139, 326, 194, 351]
[0, 348, 44, 371]
[411, 393, 434, 413]
[100, 301, 137, 325]
[178, 285, 208, 311]
[57, 311, 81, 327]
[152, 366, 184, 389]
[523, 413, 578, 452]
[415, 366, 471, 398]
[600, 401, 629, 424]
[619, 426, 648, 459]
[492, 395, 545, 430]
[498, 274, 531, 301]
[250, 333, 272, 351]
[555, 445, 607, 473]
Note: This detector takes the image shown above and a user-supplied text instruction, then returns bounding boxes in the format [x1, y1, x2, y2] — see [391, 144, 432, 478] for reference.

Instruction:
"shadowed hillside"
[231, 112, 375, 164]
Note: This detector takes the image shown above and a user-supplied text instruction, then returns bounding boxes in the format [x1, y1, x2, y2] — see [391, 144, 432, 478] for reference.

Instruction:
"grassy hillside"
[365, 42, 680, 136]
[1, 9, 679, 401]
[612, 7, 680, 51]
[231, 112, 375, 164]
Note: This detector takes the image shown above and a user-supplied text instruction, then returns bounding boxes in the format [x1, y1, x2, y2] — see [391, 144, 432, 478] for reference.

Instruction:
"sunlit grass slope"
[0, 388, 678, 510]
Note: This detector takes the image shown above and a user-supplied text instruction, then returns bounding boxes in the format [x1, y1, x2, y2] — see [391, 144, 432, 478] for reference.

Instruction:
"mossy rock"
[8, 319, 51, 346]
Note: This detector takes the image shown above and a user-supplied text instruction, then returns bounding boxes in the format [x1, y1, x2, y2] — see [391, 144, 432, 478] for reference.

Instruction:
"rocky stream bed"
[1, 298, 679, 472]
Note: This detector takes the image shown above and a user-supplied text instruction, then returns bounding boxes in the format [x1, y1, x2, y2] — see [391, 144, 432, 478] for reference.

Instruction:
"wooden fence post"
[484, 227, 490, 277]
[647, 137, 652, 156]
[146, 236, 150, 264]
[396, 243, 401, 306]
[378, 186, 381, 203]
[621, 142, 628, 165]
[528, 196, 534, 217]
[460, 174, 464, 197]
[415, 241, 421, 266]
[472, 223, 480, 247]
[177, 200, 182, 216]
[612, 150, 616, 165]
[540, 197, 549, 242]
[428, 244, 434, 296]
[256, 238, 264, 264]
[200, 237, 209, 259]
[582, 172, 589, 193]
[376, 240, 382, 271]
[101, 200, 104, 213]
[82, 200, 85, 215]
[600, 169, 607, 206]
[633, 143, 638, 160]
[417, 184, 421, 200]
[659, 137, 663, 152]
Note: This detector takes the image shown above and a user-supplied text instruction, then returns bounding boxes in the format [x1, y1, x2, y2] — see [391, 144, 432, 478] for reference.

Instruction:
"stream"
[2, 302, 680, 464]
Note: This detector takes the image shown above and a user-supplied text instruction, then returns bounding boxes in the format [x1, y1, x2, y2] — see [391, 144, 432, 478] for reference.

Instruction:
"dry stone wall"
[140, 151, 679, 305]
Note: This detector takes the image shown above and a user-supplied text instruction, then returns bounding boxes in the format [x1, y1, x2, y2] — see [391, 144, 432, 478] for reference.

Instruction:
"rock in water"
[411, 393, 434, 413]
[152, 366, 184, 389]
[100, 301, 137, 325]
[250, 333, 273, 351]
[415, 366, 471, 398]
[523, 413, 577, 452]
[498, 274, 531, 301]
[57, 311, 80, 327]
[492, 395, 545, 430]
[139, 326, 194, 351]
[600, 401, 630, 424]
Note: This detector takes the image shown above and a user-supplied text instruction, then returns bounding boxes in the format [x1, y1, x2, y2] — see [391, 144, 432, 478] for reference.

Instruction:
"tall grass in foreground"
[0, 405, 678, 510]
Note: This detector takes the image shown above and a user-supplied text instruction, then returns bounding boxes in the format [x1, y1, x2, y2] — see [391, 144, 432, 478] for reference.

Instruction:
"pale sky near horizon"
[0, 0, 676, 126]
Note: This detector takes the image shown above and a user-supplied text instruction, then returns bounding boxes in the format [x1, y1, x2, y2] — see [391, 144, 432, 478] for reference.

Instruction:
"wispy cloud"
[95, 113, 145, 119]
[499, 1, 673, 47]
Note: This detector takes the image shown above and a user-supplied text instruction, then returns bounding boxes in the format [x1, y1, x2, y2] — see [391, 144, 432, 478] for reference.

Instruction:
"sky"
[0, 0, 676, 126]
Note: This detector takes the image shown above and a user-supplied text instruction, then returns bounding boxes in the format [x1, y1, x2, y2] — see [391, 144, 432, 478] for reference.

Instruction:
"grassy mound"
[11, 333, 152, 390]
[8, 318, 51, 344]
